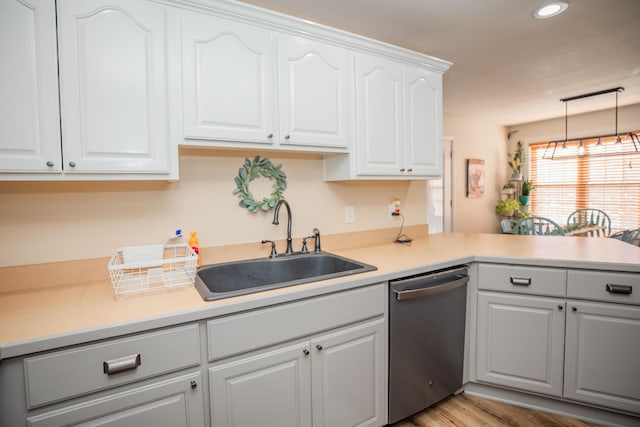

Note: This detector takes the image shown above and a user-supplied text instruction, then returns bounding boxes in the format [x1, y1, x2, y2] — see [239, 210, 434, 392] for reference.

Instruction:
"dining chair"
[514, 216, 565, 236]
[566, 208, 611, 236]
[609, 228, 640, 246]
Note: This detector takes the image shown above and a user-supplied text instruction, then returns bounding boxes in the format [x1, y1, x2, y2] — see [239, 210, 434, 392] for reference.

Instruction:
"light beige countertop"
[1, 232, 639, 360]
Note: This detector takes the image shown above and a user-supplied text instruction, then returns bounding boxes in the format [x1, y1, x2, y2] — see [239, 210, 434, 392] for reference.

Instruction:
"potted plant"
[495, 198, 520, 217]
[508, 141, 525, 179]
[519, 179, 535, 205]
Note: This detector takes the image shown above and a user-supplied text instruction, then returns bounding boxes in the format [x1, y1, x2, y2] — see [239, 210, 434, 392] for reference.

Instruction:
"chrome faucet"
[273, 199, 294, 255]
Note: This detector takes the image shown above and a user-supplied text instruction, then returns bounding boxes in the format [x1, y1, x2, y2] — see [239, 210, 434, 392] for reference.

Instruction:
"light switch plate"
[345, 206, 355, 223]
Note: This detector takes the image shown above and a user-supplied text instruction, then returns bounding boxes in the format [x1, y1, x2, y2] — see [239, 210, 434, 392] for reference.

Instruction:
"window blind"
[529, 134, 640, 231]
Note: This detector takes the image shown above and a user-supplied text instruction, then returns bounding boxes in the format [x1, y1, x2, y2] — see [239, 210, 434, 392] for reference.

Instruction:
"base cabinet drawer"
[478, 264, 566, 297]
[568, 270, 640, 305]
[24, 324, 200, 408]
[26, 372, 205, 427]
[564, 300, 640, 414]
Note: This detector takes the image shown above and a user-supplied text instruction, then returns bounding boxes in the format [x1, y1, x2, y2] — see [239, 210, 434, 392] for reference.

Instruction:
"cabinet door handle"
[46, 161, 54, 167]
[606, 284, 632, 295]
[284, 134, 290, 140]
[303, 349, 310, 356]
[316, 344, 323, 351]
[558, 304, 563, 310]
[407, 168, 413, 172]
[190, 380, 197, 389]
[572, 306, 577, 312]
[103, 353, 141, 375]
[68, 161, 76, 168]
[267, 133, 273, 139]
[400, 168, 405, 172]
[510, 276, 532, 286]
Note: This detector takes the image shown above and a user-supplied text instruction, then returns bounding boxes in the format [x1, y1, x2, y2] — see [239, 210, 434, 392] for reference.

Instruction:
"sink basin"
[195, 252, 377, 301]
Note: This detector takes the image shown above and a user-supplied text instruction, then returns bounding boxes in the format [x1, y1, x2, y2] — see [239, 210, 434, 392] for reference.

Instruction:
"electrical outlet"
[388, 202, 399, 220]
[345, 206, 355, 223]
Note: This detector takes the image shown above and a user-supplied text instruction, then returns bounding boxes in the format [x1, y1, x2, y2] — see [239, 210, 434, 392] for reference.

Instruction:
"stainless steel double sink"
[195, 252, 377, 301]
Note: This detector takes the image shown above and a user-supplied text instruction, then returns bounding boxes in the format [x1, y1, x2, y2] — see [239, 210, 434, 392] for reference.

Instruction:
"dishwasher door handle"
[393, 276, 468, 301]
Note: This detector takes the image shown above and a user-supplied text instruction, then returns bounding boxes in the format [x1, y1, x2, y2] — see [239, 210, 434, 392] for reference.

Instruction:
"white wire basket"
[108, 243, 197, 300]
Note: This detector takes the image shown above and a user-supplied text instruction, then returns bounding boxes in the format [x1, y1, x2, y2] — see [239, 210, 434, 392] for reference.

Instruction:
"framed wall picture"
[467, 159, 485, 197]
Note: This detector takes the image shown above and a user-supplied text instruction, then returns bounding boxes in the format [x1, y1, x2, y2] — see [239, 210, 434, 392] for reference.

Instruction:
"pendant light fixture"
[542, 87, 639, 160]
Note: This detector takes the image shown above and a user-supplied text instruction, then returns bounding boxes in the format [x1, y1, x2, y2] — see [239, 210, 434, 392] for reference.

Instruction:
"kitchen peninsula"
[1, 231, 639, 426]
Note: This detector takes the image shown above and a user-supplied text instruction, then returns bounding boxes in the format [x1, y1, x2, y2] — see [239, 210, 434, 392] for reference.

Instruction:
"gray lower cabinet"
[206, 283, 388, 427]
[27, 371, 205, 427]
[0, 283, 387, 426]
[475, 264, 640, 417]
[208, 317, 387, 427]
[0, 324, 205, 426]
[476, 291, 566, 397]
[564, 270, 640, 415]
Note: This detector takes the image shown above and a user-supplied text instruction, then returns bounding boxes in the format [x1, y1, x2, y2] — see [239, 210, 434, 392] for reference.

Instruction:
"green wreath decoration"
[233, 156, 287, 212]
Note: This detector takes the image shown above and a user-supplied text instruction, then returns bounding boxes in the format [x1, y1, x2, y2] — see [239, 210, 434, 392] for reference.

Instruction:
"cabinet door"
[311, 319, 387, 427]
[476, 291, 565, 397]
[0, 0, 61, 173]
[57, 0, 171, 174]
[209, 343, 312, 427]
[181, 11, 275, 144]
[27, 372, 205, 427]
[403, 66, 442, 177]
[278, 35, 350, 149]
[564, 300, 640, 414]
[355, 53, 403, 175]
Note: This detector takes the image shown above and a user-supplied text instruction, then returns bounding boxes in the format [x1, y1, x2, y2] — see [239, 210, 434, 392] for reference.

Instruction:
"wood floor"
[390, 393, 602, 427]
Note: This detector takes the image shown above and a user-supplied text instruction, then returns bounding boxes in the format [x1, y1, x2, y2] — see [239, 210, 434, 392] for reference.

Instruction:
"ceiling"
[237, 0, 640, 127]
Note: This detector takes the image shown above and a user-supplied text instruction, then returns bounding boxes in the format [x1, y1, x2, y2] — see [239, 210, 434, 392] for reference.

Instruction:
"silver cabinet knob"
[407, 168, 413, 172]
[400, 168, 405, 172]
[558, 305, 563, 310]
[68, 161, 76, 168]
[284, 135, 290, 140]
[190, 380, 197, 389]
[267, 134, 273, 139]
[316, 344, 323, 351]
[303, 349, 310, 356]
[46, 161, 54, 167]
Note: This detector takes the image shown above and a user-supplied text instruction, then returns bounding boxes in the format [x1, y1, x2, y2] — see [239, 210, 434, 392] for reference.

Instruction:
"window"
[529, 134, 640, 231]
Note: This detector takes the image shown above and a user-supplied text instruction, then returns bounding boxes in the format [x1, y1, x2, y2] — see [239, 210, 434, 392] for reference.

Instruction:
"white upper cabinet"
[181, 11, 276, 145]
[57, 0, 173, 175]
[354, 54, 404, 176]
[324, 53, 445, 180]
[278, 35, 350, 149]
[180, 10, 351, 152]
[404, 66, 442, 176]
[0, 0, 61, 173]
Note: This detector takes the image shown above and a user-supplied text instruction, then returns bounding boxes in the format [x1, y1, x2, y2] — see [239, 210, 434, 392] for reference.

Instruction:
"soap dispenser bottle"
[189, 232, 200, 268]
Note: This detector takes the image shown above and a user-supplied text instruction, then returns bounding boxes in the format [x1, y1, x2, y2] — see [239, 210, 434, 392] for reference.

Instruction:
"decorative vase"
[519, 195, 530, 205]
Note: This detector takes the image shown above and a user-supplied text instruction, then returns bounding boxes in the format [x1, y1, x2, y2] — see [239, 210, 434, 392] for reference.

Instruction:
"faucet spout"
[273, 199, 293, 255]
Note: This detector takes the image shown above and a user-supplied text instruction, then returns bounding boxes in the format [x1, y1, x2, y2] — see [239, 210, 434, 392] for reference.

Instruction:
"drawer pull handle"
[103, 353, 141, 375]
[510, 277, 531, 286]
[606, 284, 632, 295]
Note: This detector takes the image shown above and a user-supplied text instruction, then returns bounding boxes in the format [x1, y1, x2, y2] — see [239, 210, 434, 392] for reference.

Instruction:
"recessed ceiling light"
[533, 2, 569, 19]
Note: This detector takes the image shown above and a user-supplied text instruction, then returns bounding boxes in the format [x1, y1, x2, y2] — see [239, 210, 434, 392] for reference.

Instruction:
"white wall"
[443, 115, 507, 233]
[0, 149, 427, 267]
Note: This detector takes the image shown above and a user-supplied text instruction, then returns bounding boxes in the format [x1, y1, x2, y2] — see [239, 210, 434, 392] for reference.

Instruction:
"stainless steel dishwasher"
[388, 265, 468, 424]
